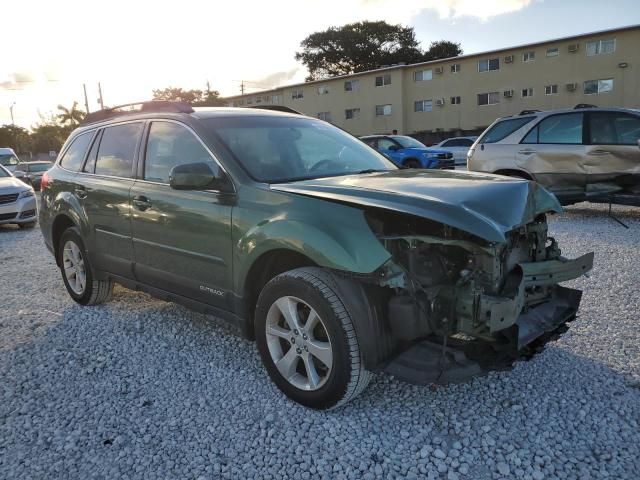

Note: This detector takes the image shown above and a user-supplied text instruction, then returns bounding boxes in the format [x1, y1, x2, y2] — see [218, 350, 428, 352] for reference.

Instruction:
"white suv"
[467, 106, 640, 204]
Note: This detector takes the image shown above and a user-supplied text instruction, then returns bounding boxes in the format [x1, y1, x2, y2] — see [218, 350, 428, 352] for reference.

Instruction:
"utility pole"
[240, 80, 245, 95]
[83, 84, 90, 113]
[9, 102, 15, 125]
[98, 82, 104, 110]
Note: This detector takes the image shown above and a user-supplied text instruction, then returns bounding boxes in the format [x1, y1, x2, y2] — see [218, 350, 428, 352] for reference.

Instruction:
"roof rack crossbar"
[574, 103, 598, 109]
[81, 101, 194, 125]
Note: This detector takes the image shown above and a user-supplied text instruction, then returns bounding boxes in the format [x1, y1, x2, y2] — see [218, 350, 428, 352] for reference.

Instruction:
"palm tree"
[56, 101, 86, 127]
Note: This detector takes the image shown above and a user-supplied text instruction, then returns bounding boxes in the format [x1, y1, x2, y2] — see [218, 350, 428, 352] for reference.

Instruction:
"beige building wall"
[225, 26, 640, 140]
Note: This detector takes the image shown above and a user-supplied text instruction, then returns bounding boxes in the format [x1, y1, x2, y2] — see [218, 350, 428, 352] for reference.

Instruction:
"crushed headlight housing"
[18, 189, 35, 199]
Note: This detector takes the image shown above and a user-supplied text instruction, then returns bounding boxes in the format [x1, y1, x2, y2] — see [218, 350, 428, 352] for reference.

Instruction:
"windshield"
[206, 116, 396, 183]
[28, 163, 52, 172]
[0, 154, 19, 167]
[391, 136, 426, 149]
[0, 165, 10, 178]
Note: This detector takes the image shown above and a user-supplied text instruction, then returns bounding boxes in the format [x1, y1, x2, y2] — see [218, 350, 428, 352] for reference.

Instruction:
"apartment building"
[224, 25, 640, 142]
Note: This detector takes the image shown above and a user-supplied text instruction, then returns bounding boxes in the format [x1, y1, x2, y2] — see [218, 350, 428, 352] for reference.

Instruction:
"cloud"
[0, 72, 35, 90]
[359, 0, 535, 21]
[245, 68, 302, 91]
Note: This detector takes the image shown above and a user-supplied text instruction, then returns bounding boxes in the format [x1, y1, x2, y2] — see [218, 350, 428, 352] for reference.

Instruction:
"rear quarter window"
[59, 131, 94, 171]
[479, 117, 536, 144]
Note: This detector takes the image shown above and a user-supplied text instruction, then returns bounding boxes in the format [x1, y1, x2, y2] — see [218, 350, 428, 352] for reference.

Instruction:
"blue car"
[360, 135, 455, 169]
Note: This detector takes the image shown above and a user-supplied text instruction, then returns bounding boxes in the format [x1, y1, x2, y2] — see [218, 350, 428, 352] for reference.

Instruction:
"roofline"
[223, 24, 640, 100]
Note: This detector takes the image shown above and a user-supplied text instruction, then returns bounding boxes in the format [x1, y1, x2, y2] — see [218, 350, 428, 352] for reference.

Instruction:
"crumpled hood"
[272, 169, 561, 243]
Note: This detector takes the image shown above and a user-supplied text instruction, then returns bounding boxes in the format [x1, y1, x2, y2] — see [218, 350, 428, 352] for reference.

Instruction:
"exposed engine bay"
[364, 209, 594, 383]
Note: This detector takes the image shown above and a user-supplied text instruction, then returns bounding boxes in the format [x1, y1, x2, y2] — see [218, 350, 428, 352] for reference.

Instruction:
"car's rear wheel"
[58, 227, 113, 305]
[255, 267, 371, 410]
[404, 159, 421, 169]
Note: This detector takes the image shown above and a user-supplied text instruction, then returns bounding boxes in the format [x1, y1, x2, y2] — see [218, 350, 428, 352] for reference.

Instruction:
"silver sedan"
[0, 165, 38, 228]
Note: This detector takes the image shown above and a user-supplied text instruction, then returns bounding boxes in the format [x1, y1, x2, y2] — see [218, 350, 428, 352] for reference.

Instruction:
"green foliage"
[295, 21, 462, 80]
[56, 101, 86, 127]
[0, 124, 31, 152]
[152, 82, 226, 106]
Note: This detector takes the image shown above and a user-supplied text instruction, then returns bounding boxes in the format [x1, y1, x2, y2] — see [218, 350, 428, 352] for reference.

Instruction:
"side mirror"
[169, 162, 233, 192]
[637, 139, 640, 149]
[387, 144, 400, 151]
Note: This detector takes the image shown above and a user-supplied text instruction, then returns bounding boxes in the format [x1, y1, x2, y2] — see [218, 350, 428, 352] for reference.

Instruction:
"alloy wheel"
[62, 240, 86, 295]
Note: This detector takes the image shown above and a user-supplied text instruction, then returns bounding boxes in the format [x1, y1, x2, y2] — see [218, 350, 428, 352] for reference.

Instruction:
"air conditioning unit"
[434, 67, 443, 74]
[435, 98, 445, 107]
[504, 55, 514, 63]
[568, 44, 579, 53]
[503, 89, 514, 98]
[566, 82, 578, 92]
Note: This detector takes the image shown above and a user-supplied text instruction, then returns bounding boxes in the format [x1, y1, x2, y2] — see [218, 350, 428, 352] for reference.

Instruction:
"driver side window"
[144, 122, 215, 183]
[377, 138, 397, 150]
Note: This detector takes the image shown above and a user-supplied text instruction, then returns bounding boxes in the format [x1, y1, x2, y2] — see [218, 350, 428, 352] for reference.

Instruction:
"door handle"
[518, 149, 537, 155]
[587, 149, 610, 156]
[133, 195, 152, 211]
[75, 186, 88, 199]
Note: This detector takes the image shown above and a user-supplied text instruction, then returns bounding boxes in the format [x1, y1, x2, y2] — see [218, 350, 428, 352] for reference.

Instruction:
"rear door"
[129, 120, 233, 308]
[517, 112, 586, 196]
[79, 121, 144, 278]
[585, 111, 640, 190]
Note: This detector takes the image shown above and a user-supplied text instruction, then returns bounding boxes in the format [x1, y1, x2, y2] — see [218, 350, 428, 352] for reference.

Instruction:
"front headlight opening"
[18, 190, 35, 199]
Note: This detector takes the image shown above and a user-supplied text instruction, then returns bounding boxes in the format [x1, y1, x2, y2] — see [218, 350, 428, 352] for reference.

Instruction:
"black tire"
[255, 267, 371, 410]
[404, 158, 421, 169]
[18, 221, 37, 229]
[58, 227, 113, 305]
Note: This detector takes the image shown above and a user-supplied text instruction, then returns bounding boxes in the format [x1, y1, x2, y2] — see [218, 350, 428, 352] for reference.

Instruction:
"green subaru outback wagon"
[40, 101, 593, 409]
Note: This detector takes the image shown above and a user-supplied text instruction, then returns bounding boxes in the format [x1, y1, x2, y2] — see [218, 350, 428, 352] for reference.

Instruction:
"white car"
[0, 165, 38, 228]
[433, 136, 477, 165]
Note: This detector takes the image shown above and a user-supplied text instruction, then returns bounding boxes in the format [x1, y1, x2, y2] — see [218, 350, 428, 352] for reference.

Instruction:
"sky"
[1, 0, 639, 127]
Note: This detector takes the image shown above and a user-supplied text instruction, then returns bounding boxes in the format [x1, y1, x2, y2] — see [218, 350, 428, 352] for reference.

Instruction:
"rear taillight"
[40, 171, 49, 191]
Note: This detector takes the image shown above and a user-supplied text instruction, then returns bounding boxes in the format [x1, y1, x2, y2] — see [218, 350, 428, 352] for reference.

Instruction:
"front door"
[130, 120, 233, 308]
[377, 137, 404, 165]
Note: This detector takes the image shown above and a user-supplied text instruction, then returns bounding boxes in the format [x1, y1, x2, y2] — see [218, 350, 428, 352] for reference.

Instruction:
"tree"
[152, 83, 225, 106]
[0, 124, 31, 152]
[295, 21, 463, 80]
[56, 101, 86, 127]
[295, 21, 425, 80]
[423, 40, 463, 62]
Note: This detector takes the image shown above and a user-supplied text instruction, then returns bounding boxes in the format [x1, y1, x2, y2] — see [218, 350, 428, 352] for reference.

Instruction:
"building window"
[292, 89, 304, 99]
[477, 92, 500, 105]
[523, 51, 535, 62]
[271, 95, 281, 104]
[375, 74, 392, 87]
[344, 80, 360, 92]
[544, 84, 558, 95]
[317, 112, 331, 122]
[375, 104, 392, 116]
[414, 100, 433, 112]
[478, 58, 500, 72]
[586, 38, 616, 56]
[345, 108, 361, 120]
[317, 85, 330, 95]
[451, 64, 460, 73]
[450, 96, 461, 105]
[414, 69, 432, 82]
[584, 78, 613, 95]
[522, 88, 534, 98]
[546, 47, 559, 57]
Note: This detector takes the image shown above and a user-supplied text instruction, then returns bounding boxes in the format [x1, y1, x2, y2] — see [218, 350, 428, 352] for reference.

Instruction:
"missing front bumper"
[381, 285, 583, 385]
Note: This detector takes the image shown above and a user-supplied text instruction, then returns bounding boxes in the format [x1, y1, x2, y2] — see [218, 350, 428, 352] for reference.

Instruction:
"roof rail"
[246, 105, 303, 115]
[81, 101, 194, 125]
[519, 109, 541, 115]
[574, 103, 597, 109]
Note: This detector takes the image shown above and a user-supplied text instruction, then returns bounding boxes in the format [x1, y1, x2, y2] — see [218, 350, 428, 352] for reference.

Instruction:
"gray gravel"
[1, 202, 640, 479]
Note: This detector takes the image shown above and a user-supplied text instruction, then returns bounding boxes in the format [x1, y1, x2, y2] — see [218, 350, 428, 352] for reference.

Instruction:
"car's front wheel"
[58, 227, 114, 305]
[404, 158, 421, 169]
[255, 267, 371, 409]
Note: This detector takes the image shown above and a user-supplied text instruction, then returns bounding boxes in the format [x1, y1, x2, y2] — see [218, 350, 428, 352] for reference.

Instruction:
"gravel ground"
[1, 203, 639, 480]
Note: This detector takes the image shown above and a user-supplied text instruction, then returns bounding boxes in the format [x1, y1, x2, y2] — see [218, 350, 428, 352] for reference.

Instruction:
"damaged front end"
[367, 210, 594, 384]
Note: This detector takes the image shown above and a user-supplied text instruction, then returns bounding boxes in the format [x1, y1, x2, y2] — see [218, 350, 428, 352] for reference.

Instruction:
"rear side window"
[95, 123, 143, 178]
[589, 112, 640, 145]
[59, 132, 94, 171]
[479, 117, 535, 144]
[144, 122, 215, 184]
[83, 130, 103, 173]
[523, 113, 583, 145]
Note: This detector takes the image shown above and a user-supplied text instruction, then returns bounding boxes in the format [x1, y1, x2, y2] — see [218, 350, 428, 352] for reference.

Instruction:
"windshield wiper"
[356, 169, 387, 174]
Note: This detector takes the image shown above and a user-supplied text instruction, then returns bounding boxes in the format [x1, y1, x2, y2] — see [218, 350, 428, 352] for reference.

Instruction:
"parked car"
[433, 136, 477, 165]
[15, 161, 53, 190]
[360, 135, 454, 169]
[0, 164, 38, 228]
[467, 106, 640, 204]
[40, 101, 593, 409]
